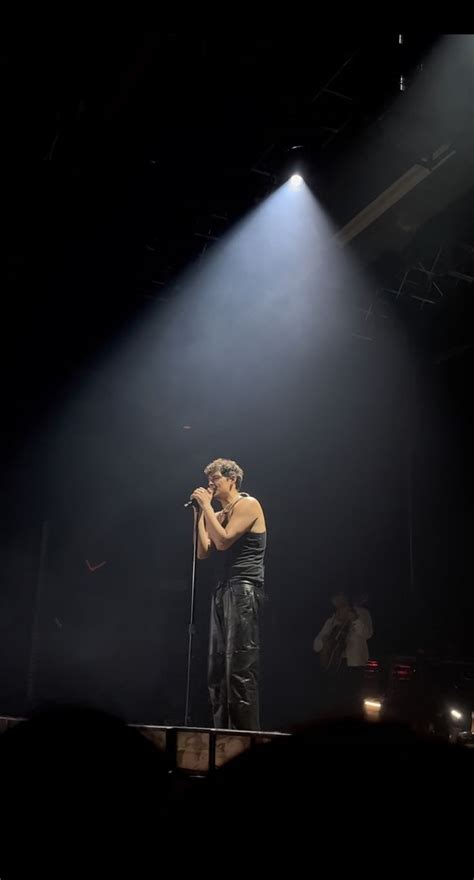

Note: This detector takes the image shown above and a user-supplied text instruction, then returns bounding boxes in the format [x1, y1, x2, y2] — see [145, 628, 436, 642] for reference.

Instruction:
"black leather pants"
[208, 578, 262, 730]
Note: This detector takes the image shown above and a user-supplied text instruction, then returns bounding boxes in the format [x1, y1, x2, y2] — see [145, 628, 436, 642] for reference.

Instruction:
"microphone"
[184, 498, 199, 510]
[184, 488, 215, 509]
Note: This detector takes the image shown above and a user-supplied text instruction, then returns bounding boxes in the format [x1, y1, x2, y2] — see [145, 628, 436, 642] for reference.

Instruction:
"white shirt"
[313, 607, 373, 667]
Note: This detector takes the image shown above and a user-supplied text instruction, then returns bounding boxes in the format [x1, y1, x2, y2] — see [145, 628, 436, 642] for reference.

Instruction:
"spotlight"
[289, 174, 303, 188]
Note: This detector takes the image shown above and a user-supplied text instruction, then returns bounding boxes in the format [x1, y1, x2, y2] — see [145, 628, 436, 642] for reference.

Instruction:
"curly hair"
[204, 458, 244, 490]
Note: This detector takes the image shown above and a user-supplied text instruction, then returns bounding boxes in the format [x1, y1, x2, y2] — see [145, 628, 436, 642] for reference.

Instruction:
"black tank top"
[222, 531, 266, 584]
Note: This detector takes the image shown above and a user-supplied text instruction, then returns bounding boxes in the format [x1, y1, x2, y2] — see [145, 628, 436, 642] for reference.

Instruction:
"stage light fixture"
[289, 174, 303, 188]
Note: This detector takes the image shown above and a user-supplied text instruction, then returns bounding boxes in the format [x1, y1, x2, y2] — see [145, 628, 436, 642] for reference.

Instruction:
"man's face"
[332, 594, 349, 612]
[207, 472, 234, 499]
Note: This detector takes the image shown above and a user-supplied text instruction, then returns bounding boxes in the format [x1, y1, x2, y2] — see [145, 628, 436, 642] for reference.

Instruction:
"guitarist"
[313, 592, 373, 715]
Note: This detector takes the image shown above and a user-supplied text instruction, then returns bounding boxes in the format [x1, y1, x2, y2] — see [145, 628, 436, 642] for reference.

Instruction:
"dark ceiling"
[3, 28, 473, 458]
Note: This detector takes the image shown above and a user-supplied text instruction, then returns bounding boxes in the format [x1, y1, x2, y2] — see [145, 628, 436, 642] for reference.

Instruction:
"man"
[313, 593, 373, 715]
[191, 458, 266, 730]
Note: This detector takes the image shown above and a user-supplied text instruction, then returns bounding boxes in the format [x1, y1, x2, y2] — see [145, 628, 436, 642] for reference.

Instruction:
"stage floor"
[0, 715, 288, 774]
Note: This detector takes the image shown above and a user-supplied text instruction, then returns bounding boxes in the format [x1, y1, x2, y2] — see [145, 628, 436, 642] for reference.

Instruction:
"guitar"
[320, 618, 353, 671]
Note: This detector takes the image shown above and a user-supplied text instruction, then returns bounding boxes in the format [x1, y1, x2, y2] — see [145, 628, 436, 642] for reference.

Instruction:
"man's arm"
[201, 497, 260, 551]
[196, 510, 211, 560]
[196, 508, 227, 559]
[353, 607, 373, 640]
[313, 618, 334, 653]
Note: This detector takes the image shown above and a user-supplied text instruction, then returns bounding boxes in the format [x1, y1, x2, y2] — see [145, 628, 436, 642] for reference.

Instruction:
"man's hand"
[191, 487, 214, 511]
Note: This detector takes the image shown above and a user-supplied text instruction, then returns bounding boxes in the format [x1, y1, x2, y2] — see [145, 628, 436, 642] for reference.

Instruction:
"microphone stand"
[184, 505, 199, 726]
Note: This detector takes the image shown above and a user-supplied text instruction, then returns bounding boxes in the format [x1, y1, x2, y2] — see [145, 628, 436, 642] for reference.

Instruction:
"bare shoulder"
[240, 494, 261, 506]
[238, 495, 262, 512]
[238, 495, 266, 531]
